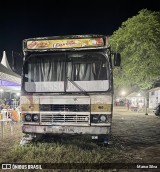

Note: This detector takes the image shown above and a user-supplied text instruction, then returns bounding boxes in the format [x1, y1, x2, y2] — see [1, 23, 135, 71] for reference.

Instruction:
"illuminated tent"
[0, 51, 21, 91]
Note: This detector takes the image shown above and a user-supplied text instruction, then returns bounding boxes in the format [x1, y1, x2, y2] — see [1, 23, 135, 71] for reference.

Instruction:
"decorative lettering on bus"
[26, 38, 104, 49]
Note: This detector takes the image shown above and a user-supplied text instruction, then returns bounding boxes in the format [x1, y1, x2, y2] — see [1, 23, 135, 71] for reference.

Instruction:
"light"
[92, 114, 99, 123]
[25, 114, 32, 121]
[137, 93, 141, 96]
[32, 114, 39, 122]
[121, 91, 126, 96]
[0, 89, 3, 99]
[92, 136, 98, 139]
[16, 92, 20, 96]
[0, 89, 4, 92]
[100, 115, 107, 122]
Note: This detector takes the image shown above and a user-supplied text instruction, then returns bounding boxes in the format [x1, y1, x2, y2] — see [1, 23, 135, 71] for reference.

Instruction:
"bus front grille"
[41, 114, 89, 124]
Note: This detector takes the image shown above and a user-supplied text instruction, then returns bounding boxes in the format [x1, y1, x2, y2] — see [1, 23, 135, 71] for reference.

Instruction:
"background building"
[149, 87, 160, 109]
[0, 51, 21, 105]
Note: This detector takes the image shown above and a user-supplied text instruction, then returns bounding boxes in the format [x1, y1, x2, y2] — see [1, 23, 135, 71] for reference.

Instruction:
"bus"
[20, 35, 121, 145]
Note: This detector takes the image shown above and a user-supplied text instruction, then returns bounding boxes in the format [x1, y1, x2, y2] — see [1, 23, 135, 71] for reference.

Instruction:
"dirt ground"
[112, 106, 160, 170]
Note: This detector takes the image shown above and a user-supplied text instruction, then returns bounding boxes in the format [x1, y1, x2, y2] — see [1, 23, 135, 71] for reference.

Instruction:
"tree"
[111, 9, 160, 90]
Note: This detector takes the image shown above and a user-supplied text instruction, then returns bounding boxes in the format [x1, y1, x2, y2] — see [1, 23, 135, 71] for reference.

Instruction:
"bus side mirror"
[113, 53, 121, 67]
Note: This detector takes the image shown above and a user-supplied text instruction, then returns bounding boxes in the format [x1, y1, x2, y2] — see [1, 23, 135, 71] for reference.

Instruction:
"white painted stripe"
[40, 96, 90, 104]
[91, 123, 111, 126]
[90, 95, 112, 104]
[91, 112, 111, 114]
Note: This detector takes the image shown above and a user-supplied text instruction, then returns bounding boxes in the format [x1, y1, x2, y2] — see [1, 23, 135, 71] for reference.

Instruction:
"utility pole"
[144, 90, 149, 115]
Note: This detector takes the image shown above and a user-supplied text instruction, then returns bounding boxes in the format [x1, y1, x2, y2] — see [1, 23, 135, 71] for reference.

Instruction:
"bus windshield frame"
[22, 51, 110, 93]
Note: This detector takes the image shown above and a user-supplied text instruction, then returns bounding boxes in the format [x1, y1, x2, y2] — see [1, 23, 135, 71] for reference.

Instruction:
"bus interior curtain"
[31, 59, 65, 82]
[67, 62, 95, 81]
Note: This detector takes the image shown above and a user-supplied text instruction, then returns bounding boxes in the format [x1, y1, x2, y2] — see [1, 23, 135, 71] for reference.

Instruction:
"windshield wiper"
[66, 77, 89, 96]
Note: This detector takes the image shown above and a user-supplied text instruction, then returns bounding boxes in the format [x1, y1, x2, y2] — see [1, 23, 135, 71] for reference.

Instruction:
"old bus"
[20, 35, 121, 144]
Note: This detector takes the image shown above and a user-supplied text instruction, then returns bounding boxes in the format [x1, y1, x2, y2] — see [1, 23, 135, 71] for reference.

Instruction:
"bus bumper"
[22, 125, 111, 135]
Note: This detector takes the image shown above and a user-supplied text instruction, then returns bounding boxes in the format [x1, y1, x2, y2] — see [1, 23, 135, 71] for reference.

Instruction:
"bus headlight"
[99, 115, 107, 122]
[32, 114, 39, 122]
[91, 114, 111, 123]
[25, 114, 32, 121]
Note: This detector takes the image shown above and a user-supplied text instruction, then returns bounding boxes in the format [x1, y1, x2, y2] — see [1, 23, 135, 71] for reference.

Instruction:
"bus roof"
[23, 34, 110, 52]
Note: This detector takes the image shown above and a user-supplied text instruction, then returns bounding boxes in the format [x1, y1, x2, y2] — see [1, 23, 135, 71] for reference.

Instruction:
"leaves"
[111, 9, 160, 90]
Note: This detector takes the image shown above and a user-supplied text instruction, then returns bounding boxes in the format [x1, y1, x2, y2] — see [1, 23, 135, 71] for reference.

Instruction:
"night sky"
[0, 1, 159, 73]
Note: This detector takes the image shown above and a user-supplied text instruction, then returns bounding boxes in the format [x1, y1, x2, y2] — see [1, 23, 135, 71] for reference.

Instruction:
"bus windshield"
[23, 52, 110, 92]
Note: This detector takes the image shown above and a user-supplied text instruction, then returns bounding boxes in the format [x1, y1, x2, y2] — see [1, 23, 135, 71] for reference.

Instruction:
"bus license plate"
[59, 127, 75, 133]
